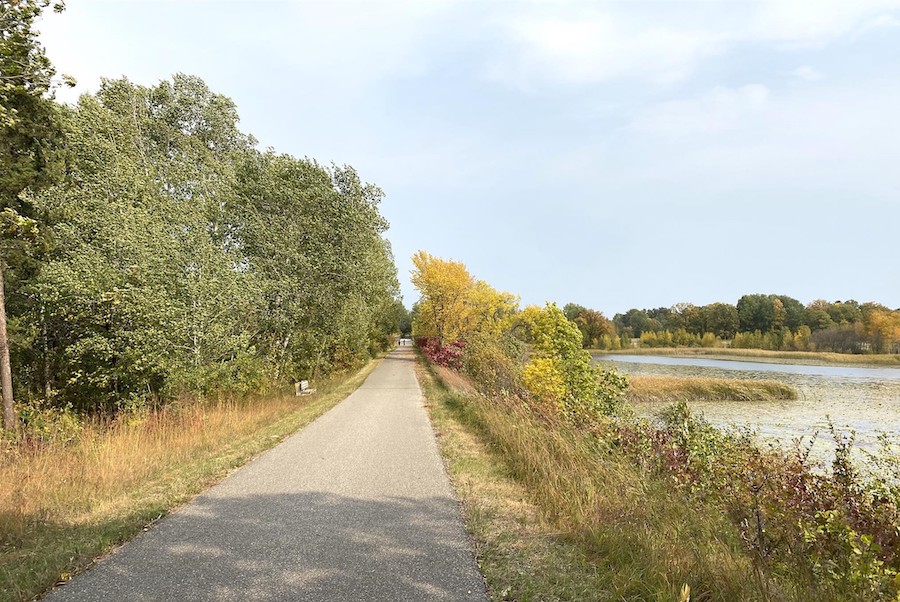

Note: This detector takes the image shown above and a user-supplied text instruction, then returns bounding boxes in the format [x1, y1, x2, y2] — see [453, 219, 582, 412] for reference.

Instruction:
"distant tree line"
[1, 3, 402, 425]
[562, 295, 900, 354]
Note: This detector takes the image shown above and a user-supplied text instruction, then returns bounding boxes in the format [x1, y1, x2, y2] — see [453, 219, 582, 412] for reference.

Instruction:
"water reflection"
[595, 355, 900, 460]
[597, 354, 900, 380]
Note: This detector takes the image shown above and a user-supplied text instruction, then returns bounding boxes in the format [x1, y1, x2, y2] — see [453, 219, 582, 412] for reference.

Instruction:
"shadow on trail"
[47, 491, 485, 602]
[384, 350, 417, 364]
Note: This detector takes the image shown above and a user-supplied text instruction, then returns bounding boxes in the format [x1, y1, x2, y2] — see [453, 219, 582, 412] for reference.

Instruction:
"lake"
[594, 354, 900, 461]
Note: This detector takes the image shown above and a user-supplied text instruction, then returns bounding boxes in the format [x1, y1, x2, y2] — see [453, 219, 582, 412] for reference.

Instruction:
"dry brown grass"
[419, 363, 631, 601]
[5, 398, 291, 527]
[628, 375, 798, 404]
[418, 359, 771, 601]
[432, 365, 479, 396]
[0, 359, 380, 602]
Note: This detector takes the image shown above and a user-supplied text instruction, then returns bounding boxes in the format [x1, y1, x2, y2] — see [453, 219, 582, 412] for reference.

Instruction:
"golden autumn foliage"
[411, 253, 626, 420]
[518, 303, 627, 418]
[410, 250, 518, 342]
[866, 309, 900, 353]
[522, 357, 567, 406]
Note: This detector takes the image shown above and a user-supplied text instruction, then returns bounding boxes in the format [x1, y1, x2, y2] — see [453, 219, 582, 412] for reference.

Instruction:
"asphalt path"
[44, 347, 488, 601]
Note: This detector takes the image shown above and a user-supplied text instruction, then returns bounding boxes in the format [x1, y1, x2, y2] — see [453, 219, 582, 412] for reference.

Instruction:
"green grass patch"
[0, 358, 381, 602]
[628, 375, 798, 404]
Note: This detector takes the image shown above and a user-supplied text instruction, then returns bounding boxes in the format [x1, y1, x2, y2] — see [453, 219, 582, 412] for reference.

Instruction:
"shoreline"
[591, 347, 900, 368]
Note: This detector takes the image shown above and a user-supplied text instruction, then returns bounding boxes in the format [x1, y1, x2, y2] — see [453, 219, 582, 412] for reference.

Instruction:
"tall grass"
[423, 363, 772, 601]
[628, 375, 798, 404]
[596, 347, 900, 367]
[0, 360, 379, 602]
[423, 357, 899, 601]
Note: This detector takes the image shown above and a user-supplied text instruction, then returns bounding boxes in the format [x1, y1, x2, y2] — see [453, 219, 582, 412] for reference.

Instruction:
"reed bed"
[627, 375, 798, 404]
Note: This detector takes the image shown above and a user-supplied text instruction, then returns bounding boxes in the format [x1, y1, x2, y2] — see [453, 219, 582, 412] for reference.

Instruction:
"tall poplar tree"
[0, 0, 70, 429]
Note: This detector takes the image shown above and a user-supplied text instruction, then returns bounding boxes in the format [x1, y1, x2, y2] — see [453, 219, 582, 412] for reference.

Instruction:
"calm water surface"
[594, 354, 900, 458]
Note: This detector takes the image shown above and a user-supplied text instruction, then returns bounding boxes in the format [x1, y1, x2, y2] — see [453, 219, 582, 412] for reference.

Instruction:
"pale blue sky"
[41, 1, 900, 315]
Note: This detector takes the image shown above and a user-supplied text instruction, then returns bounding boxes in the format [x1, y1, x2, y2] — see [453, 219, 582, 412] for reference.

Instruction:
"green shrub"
[461, 332, 524, 396]
[16, 399, 84, 445]
[522, 304, 627, 421]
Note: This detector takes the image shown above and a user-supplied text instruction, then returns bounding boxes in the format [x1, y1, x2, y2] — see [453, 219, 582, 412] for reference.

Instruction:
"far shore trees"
[606, 295, 899, 354]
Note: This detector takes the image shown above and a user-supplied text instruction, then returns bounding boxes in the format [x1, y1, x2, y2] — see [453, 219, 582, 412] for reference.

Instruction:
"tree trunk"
[0, 261, 16, 430]
[42, 303, 50, 400]
[273, 333, 290, 382]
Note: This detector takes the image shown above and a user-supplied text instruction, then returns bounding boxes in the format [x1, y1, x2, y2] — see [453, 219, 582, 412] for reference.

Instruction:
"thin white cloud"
[793, 66, 823, 82]
[231, 2, 451, 89]
[576, 79, 900, 206]
[750, 0, 900, 47]
[485, 9, 727, 87]
[485, 0, 900, 88]
[40, 1, 456, 103]
[631, 84, 770, 137]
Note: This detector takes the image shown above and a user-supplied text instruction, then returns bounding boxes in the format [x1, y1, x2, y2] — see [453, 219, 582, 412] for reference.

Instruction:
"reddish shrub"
[415, 337, 464, 370]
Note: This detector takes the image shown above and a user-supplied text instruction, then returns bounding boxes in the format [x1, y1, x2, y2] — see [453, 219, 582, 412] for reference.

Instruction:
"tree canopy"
[3, 73, 402, 415]
[1, 0, 73, 427]
[410, 250, 517, 344]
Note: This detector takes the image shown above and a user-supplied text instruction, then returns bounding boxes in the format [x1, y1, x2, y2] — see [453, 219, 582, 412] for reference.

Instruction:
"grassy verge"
[594, 347, 900, 367]
[418, 358, 774, 601]
[418, 363, 612, 601]
[628, 375, 797, 404]
[0, 358, 380, 602]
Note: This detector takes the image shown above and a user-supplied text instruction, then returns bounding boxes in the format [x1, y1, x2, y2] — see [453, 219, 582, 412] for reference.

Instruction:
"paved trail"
[46, 347, 487, 601]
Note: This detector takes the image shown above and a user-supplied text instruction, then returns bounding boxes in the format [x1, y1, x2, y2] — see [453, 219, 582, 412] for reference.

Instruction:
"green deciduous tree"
[237, 153, 399, 378]
[0, 0, 72, 428]
[521, 303, 626, 420]
[614, 308, 655, 338]
[737, 294, 777, 333]
[562, 302, 615, 348]
[562, 302, 586, 322]
[5, 73, 400, 414]
[705, 302, 739, 339]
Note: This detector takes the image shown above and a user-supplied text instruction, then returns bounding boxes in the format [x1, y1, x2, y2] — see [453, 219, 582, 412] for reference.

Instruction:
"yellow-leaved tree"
[412, 252, 627, 420]
[410, 250, 517, 343]
[866, 308, 900, 353]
